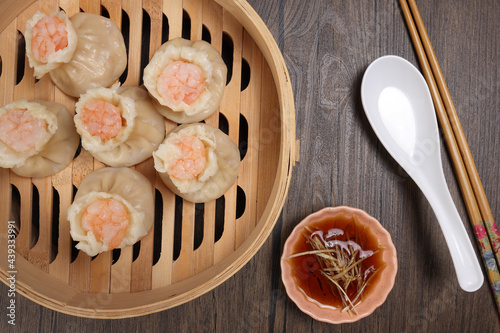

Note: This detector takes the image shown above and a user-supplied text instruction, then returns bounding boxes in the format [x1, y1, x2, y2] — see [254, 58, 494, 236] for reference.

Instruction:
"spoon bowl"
[361, 55, 483, 292]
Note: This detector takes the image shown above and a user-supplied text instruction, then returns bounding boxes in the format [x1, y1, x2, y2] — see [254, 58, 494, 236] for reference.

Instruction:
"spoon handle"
[419, 175, 484, 292]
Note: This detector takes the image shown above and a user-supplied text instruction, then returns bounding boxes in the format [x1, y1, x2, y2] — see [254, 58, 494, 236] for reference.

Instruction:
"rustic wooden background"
[1, 0, 499, 331]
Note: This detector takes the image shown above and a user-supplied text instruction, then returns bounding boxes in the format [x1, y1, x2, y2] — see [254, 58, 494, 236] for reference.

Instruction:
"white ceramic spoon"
[360, 55, 483, 292]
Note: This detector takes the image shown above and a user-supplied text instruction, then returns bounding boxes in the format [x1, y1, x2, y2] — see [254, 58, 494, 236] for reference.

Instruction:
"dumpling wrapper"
[68, 167, 154, 257]
[25, 10, 78, 79]
[74, 84, 166, 167]
[154, 123, 240, 203]
[50, 12, 127, 97]
[144, 38, 227, 123]
[0, 99, 79, 178]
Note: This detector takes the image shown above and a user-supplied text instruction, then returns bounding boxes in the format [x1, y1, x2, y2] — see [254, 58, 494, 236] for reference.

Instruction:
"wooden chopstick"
[407, 0, 500, 268]
[399, 0, 500, 312]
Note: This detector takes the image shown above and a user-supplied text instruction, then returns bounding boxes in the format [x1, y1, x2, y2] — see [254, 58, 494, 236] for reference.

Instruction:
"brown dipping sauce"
[289, 214, 385, 310]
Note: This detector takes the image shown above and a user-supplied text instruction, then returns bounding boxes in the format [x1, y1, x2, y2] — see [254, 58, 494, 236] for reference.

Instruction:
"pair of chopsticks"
[400, 0, 500, 313]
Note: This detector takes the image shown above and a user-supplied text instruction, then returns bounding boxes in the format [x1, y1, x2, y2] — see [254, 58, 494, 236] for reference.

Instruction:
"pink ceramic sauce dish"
[281, 206, 398, 324]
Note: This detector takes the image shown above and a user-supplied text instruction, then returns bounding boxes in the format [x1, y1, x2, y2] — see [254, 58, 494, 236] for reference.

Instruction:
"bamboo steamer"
[0, 0, 296, 318]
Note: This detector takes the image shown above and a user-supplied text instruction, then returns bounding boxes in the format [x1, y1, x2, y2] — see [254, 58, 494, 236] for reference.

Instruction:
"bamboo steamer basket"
[0, 0, 296, 318]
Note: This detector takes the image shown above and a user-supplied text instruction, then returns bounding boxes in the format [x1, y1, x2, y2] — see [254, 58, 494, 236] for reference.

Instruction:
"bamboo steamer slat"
[0, 0, 296, 318]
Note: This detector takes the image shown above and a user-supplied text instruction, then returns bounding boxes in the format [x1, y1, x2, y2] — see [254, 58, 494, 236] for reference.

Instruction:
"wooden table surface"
[2, 0, 500, 331]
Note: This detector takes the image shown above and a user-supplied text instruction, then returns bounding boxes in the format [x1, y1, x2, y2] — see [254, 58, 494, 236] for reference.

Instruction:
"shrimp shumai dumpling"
[74, 84, 166, 167]
[144, 38, 227, 123]
[0, 99, 79, 178]
[68, 167, 154, 257]
[49, 12, 127, 97]
[153, 123, 240, 203]
[24, 11, 78, 79]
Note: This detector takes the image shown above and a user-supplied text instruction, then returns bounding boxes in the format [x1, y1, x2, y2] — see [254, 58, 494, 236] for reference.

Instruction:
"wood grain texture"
[1, 0, 499, 331]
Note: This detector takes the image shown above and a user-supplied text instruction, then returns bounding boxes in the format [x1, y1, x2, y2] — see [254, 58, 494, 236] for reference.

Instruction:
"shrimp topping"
[0, 109, 51, 152]
[80, 100, 123, 140]
[167, 135, 207, 180]
[31, 14, 68, 63]
[157, 61, 205, 106]
[81, 198, 129, 250]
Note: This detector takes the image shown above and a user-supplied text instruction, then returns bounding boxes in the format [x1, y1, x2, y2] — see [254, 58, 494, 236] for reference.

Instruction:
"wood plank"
[14, 2, 37, 98]
[184, 0, 203, 39]
[0, 20, 17, 103]
[191, 0, 224, 274]
[143, 0, 163, 56]
[0, 0, 35, 34]
[0, 168, 11, 258]
[49, 168, 73, 283]
[193, 201, 215, 273]
[101, 0, 122, 24]
[130, 157, 156, 292]
[110, 246, 132, 293]
[25, 0, 59, 272]
[171, 201, 195, 282]
[151, 180, 175, 288]
[9, 174, 32, 257]
[48, 0, 79, 285]
[235, 31, 262, 248]
[27, 178, 53, 272]
[8, 5, 34, 260]
[202, 0, 223, 132]
[214, 9, 242, 263]
[163, 0, 183, 39]
[129, 0, 164, 293]
[79, 0, 101, 14]
[89, 252, 111, 293]
[59, 0, 80, 17]
[255, 59, 280, 221]
[122, 0, 143, 86]
[69, 251, 90, 292]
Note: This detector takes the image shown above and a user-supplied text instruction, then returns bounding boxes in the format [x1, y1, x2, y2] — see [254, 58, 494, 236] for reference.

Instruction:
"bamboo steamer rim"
[0, 0, 296, 318]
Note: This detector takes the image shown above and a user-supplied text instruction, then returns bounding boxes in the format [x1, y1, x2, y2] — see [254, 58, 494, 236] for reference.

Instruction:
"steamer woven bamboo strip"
[400, 0, 500, 312]
[0, 21, 15, 270]
[12, 3, 36, 259]
[149, 0, 179, 291]
[170, 0, 192, 284]
[236, 30, 263, 248]
[80, 0, 100, 14]
[10, 176, 31, 257]
[28, 177, 52, 271]
[214, 9, 242, 263]
[122, 0, 143, 85]
[101, 0, 121, 24]
[131, 165, 156, 292]
[172, 200, 195, 282]
[49, 0, 78, 285]
[151, 179, 175, 289]
[0, 169, 9, 242]
[90, 252, 111, 293]
[191, 0, 221, 275]
[257, 60, 281, 220]
[109, 0, 143, 295]
[173, 0, 214, 282]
